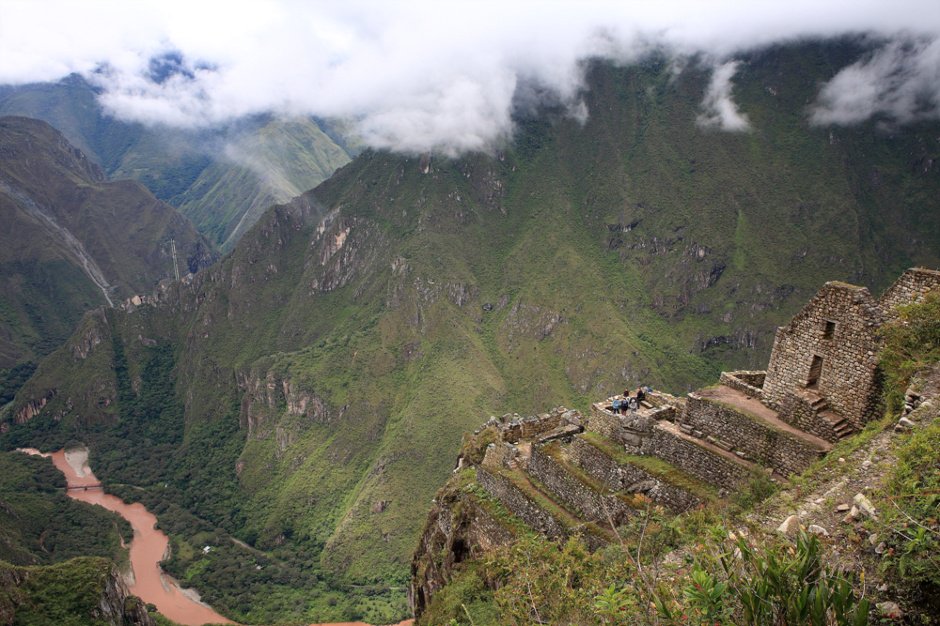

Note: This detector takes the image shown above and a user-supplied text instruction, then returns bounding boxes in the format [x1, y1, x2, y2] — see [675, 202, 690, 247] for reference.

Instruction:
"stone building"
[763, 268, 940, 431]
[411, 268, 940, 618]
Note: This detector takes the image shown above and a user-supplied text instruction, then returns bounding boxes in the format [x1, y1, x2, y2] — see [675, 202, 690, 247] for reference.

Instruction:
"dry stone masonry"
[410, 268, 940, 619]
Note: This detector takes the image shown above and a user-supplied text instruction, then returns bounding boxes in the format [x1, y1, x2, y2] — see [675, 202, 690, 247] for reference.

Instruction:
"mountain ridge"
[0, 116, 217, 379]
[1, 39, 939, 624]
[0, 76, 359, 251]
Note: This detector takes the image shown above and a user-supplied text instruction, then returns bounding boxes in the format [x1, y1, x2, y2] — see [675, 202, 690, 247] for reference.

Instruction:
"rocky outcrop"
[409, 474, 517, 618]
[14, 390, 55, 424]
[0, 557, 156, 625]
[238, 369, 332, 439]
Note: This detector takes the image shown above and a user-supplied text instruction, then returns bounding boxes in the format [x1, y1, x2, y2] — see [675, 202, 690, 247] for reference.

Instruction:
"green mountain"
[0, 116, 217, 397]
[167, 115, 358, 250]
[2, 39, 938, 624]
[0, 450, 131, 567]
[0, 557, 155, 625]
[0, 76, 358, 251]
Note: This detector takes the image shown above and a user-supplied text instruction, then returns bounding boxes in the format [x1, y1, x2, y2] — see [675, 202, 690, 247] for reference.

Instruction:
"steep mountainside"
[0, 450, 131, 568]
[0, 116, 217, 375]
[2, 40, 939, 624]
[0, 75, 358, 251]
[0, 557, 155, 625]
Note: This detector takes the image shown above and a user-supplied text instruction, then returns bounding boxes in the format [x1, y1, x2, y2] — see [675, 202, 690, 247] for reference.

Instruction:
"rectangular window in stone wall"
[821, 320, 836, 340]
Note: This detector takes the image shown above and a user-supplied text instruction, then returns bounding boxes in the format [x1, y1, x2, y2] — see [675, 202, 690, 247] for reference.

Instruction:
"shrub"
[878, 290, 940, 414]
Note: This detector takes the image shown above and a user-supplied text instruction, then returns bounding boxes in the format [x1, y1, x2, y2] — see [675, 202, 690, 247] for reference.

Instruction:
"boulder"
[876, 602, 902, 619]
[777, 515, 802, 536]
[853, 493, 878, 520]
[808, 524, 829, 537]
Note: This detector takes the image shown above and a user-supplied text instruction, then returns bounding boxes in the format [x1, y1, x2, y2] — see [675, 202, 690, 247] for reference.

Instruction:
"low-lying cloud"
[697, 61, 751, 132]
[810, 36, 940, 126]
[1, 0, 939, 154]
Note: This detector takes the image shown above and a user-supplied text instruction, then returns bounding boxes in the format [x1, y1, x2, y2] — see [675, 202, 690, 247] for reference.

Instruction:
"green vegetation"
[420, 490, 877, 625]
[656, 531, 870, 626]
[879, 413, 940, 600]
[0, 557, 136, 626]
[0, 362, 36, 405]
[3, 39, 940, 624]
[879, 290, 940, 413]
[873, 292, 940, 615]
[0, 451, 130, 567]
[423, 505, 680, 625]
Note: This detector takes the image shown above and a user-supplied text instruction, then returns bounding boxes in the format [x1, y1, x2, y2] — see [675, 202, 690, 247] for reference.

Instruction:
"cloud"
[696, 61, 751, 132]
[1, 0, 939, 154]
[810, 36, 940, 126]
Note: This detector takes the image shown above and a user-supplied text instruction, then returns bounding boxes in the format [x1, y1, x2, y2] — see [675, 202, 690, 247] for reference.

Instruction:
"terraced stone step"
[817, 409, 854, 440]
[569, 432, 715, 513]
[685, 386, 829, 477]
[476, 465, 614, 549]
[804, 390, 829, 411]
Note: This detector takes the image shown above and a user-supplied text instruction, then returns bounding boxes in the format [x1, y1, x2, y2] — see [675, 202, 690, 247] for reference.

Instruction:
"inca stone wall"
[682, 395, 825, 477]
[476, 467, 568, 541]
[453, 495, 516, 553]
[720, 371, 765, 399]
[481, 441, 518, 469]
[527, 445, 634, 526]
[568, 436, 703, 513]
[488, 407, 579, 443]
[640, 425, 751, 490]
[587, 402, 663, 448]
[762, 282, 882, 428]
[878, 268, 940, 320]
[644, 390, 687, 410]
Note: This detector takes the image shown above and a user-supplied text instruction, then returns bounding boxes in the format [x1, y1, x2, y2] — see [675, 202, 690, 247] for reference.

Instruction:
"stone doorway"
[807, 355, 823, 388]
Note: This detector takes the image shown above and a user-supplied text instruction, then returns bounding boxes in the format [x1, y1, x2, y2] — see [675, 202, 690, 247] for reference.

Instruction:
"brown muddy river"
[21, 447, 412, 626]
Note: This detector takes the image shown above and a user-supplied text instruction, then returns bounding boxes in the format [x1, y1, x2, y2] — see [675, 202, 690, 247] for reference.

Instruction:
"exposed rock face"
[0, 557, 156, 625]
[409, 475, 516, 618]
[238, 369, 331, 439]
[14, 391, 54, 424]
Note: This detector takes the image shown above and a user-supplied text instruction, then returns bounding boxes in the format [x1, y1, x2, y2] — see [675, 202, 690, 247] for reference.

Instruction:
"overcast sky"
[1, 0, 939, 154]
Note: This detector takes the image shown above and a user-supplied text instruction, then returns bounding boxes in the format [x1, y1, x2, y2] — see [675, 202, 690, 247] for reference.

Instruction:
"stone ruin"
[410, 268, 940, 617]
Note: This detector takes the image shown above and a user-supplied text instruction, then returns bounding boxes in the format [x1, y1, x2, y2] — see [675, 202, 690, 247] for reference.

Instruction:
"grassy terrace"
[577, 431, 719, 503]
[540, 441, 643, 509]
[456, 471, 533, 538]
[490, 466, 614, 544]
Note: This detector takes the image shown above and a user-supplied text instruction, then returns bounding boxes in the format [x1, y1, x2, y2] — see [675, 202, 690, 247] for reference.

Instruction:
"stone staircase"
[802, 391, 855, 441]
[821, 410, 854, 440]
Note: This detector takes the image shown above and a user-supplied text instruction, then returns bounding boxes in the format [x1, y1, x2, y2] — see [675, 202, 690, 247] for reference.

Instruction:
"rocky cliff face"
[410, 471, 516, 618]
[0, 557, 156, 625]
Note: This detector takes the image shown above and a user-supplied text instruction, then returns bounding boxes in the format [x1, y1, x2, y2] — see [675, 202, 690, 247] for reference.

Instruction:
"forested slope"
[2, 39, 938, 623]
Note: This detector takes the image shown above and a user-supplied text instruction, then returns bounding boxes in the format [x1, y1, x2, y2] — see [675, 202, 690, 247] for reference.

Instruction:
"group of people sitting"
[611, 386, 650, 415]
